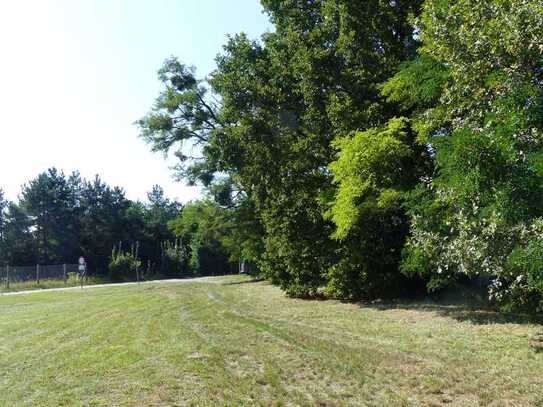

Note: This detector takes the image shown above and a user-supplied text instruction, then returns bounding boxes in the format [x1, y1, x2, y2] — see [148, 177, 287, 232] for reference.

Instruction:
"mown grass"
[1, 276, 543, 406]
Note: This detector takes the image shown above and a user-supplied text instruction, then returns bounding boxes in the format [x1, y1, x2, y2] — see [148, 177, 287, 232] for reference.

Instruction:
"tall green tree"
[326, 117, 431, 298]
[169, 200, 235, 275]
[3, 202, 36, 265]
[396, 0, 543, 310]
[2, 173, 188, 277]
[136, 58, 222, 186]
[145, 185, 180, 243]
[139, 184, 181, 272]
[139, 0, 423, 296]
[79, 176, 136, 272]
[20, 168, 81, 264]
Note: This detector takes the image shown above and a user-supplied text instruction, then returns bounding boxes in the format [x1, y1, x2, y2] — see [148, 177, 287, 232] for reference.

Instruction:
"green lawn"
[1, 276, 543, 406]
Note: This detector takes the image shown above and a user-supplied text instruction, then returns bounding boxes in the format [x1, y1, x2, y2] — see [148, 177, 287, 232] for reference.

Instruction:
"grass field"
[1, 276, 543, 406]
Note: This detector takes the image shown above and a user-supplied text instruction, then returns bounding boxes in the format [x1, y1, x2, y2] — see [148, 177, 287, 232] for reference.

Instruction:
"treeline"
[139, 0, 543, 312]
[0, 168, 239, 279]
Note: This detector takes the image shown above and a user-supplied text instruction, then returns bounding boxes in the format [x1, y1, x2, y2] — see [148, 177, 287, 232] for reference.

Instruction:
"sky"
[0, 0, 272, 203]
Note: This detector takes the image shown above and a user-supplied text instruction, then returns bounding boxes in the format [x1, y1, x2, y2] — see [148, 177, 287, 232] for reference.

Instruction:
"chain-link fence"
[0, 264, 80, 288]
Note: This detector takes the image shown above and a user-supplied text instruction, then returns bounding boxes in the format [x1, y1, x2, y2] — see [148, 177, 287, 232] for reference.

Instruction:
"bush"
[66, 272, 79, 285]
[285, 282, 323, 299]
[493, 222, 543, 312]
[109, 244, 142, 282]
[160, 240, 190, 278]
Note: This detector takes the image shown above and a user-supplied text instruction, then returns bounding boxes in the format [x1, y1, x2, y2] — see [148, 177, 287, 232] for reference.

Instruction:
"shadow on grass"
[362, 300, 543, 326]
[221, 277, 267, 286]
[363, 300, 543, 354]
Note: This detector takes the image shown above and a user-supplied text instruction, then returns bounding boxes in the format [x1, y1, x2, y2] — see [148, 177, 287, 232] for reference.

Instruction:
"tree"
[326, 117, 431, 298]
[1, 172, 189, 278]
[136, 58, 222, 186]
[116, 184, 185, 276]
[169, 200, 235, 275]
[139, 0, 423, 296]
[20, 168, 81, 264]
[78, 176, 137, 273]
[3, 202, 36, 265]
[397, 0, 543, 310]
[143, 185, 180, 266]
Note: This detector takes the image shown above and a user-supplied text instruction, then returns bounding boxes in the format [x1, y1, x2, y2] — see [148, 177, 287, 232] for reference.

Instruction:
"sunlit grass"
[1, 276, 542, 406]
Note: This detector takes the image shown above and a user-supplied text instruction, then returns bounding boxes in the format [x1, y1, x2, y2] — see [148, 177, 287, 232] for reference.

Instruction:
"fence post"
[63, 264, 67, 283]
[6, 265, 9, 289]
[36, 264, 40, 285]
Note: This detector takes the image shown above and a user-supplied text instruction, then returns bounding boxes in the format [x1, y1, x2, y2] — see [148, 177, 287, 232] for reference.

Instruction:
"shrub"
[160, 240, 190, 278]
[109, 244, 142, 282]
[492, 220, 543, 312]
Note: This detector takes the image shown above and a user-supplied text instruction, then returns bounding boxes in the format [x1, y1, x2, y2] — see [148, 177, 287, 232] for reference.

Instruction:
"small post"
[36, 264, 40, 285]
[6, 265, 9, 289]
[63, 263, 67, 283]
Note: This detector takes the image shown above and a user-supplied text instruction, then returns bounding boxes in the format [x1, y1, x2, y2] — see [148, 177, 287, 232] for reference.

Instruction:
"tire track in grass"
[203, 286, 400, 405]
[169, 286, 303, 405]
[206, 285, 505, 406]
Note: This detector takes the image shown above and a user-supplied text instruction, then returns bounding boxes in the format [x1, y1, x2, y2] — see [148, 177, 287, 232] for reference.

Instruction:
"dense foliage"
[0, 0, 535, 310]
[400, 0, 543, 311]
[137, 0, 543, 311]
[108, 243, 142, 282]
[326, 117, 430, 298]
[169, 200, 238, 276]
[140, 0, 422, 297]
[0, 169, 237, 280]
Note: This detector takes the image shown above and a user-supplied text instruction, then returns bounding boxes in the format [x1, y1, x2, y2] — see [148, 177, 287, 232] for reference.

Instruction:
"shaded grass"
[1, 276, 543, 406]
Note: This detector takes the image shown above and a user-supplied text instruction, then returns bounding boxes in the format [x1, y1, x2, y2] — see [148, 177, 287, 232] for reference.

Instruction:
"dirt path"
[0, 276, 224, 296]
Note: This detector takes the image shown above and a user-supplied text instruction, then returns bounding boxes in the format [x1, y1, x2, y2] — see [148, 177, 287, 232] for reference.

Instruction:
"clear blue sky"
[0, 0, 272, 202]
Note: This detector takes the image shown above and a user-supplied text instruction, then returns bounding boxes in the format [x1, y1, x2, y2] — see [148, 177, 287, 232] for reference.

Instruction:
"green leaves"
[137, 57, 221, 185]
[399, 0, 543, 309]
[168, 200, 241, 275]
[325, 117, 430, 299]
[329, 117, 417, 239]
[137, 1, 427, 297]
[381, 55, 449, 112]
